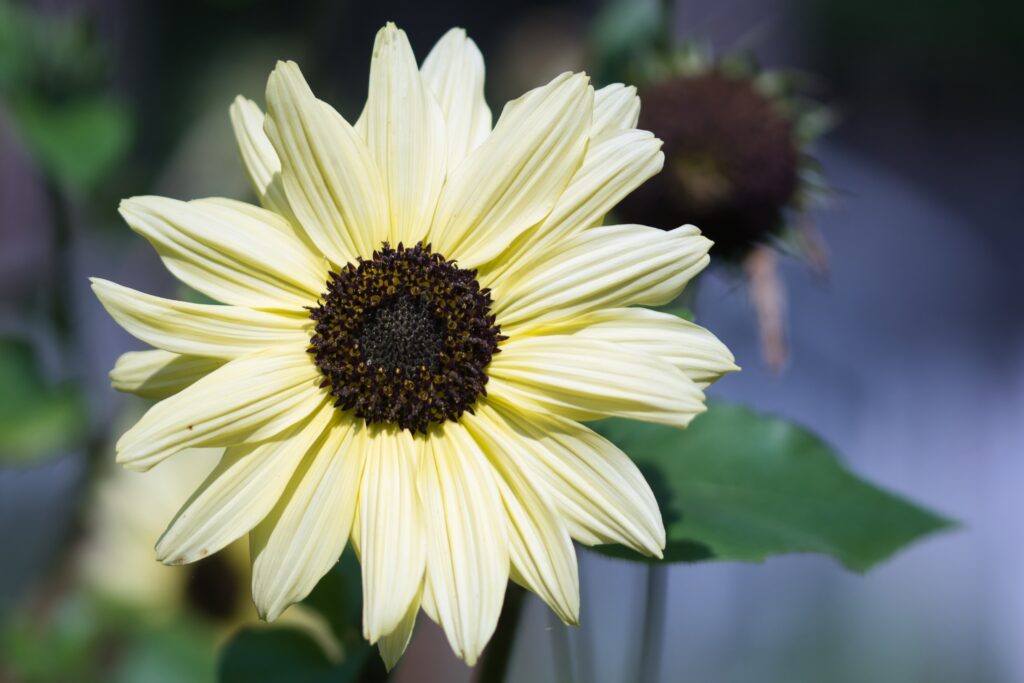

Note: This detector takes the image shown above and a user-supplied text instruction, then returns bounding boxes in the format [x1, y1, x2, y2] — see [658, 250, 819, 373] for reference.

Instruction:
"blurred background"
[1, 0, 1022, 681]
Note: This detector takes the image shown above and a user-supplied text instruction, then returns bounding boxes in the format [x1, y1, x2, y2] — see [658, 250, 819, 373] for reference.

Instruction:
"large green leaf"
[594, 402, 952, 570]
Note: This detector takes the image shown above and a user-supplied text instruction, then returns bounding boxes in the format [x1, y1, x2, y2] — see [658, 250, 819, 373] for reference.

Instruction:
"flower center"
[308, 242, 504, 433]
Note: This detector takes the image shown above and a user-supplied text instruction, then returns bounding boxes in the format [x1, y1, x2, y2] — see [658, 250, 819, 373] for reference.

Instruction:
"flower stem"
[476, 583, 527, 683]
[637, 563, 668, 683]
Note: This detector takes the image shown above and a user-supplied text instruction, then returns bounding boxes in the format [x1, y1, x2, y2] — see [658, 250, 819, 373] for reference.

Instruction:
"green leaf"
[218, 627, 367, 683]
[10, 96, 131, 192]
[300, 549, 363, 646]
[593, 402, 953, 570]
[0, 338, 87, 464]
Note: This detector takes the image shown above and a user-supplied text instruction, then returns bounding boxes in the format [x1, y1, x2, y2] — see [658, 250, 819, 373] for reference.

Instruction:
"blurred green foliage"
[0, 0, 132, 193]
[1, 594, 216, 683]
[0, 338, 87, 465]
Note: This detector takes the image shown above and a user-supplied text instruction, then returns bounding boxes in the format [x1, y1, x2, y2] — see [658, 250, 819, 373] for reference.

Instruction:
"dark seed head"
[618, 71, 800, 260]
[308, 242, 503, 434]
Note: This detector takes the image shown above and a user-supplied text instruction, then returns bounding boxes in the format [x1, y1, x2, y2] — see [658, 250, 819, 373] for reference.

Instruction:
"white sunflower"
[92, 23, 736, 667]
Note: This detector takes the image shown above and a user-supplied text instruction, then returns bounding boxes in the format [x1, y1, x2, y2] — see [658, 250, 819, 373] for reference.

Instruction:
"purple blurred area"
[1, 0, 1022, 681]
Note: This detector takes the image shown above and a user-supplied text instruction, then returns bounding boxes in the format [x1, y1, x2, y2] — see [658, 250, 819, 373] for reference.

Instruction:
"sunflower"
[92, 23, 736, 667]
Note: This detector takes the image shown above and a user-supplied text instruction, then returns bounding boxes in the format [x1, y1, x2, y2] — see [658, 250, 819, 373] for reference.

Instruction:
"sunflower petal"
[489, 336, 706, 429]
[265, 60, 388, 264]
[591, 83, 640, 136]
[421, 28, 492, 169]
[92, 279, 308, 359]
[250, 417, 366, 621]
[497, 409, 665, 557]
[110, 350, 224, 399]
[378, 581, 423, 671]
[541, 307, 739, 388]
[229, 96, 293, 219]
[155, 401, 333, 565]
[118, 196, 326, 310]
[420, 422, 509, 665]
[465, 404, 579, 625]
[485, 129, 664, 282]
[115, 348, 323, 471]
[359, 23, 447, 247]
[359, 427, 426, 642]
[428, 72, 593, 268]
[495, 224, 711, 331]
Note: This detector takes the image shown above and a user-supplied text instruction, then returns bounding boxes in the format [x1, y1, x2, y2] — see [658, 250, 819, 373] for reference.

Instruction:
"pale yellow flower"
[92, 23, 736, 667]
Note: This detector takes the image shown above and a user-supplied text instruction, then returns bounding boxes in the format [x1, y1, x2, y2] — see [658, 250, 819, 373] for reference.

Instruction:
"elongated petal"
[265, 61, 388, 264]
[250, 417, 366, 621]
[92, 279, 308, 359]
[420, 423, 509, 665]
[541, 307, 739, 388]
[110, 350, 224, 399]
[421, 28, 492, 169]
[359, 427, 426, 642]
[465, 404, 579, 624]
[489, 336, 706, 428]
[428, 72, 593, 268]
[116, 349, 323, 471]
[591, 83, 640, 136]
[485, 129, 663, 283]
[378, 581, 423, 670]
[229, 96, 292, 218]
[119, 196, 326, 310]
[495, 224, 711, 331]
[359, 23, 447, 247]
[155, 401, 334, 564]
[497, 408, 664, 556]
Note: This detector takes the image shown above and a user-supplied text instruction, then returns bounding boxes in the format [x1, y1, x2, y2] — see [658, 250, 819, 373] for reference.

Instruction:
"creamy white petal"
[229, 96, 293, 219]
[495, 409, 665, 556]
[495, 224, 711, 331]
[155, 401, 334, 564]
[591, 83, 640, 137]
[359, 23, 447, 247]
[427, 72, 593, 268]
[250, 417, 366, 621]
[110, 350, 224, 399]
[421, 27, 492, 169]
[195, 197, 318, 253]
[116, 348, 323, 471]
[359, 427, 426, 643]
[378, 581, 422, 671]
[265, 61, 388, 264]
[485, 129, 664, 283]
[420, 422, 509, 665]
[91, 278, 309, 359]
[465, 404, 579, 624]
[489, 336, 706, 428]
[539, 308, 739, 388]
[119, 196, 326, 310]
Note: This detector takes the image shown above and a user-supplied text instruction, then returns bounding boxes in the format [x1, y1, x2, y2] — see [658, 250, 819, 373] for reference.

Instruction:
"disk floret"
[309, 242, 504, 433]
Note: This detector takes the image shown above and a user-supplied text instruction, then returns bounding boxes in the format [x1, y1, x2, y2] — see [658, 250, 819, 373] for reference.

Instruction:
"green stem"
[637, 564, 668, 683]
[659, 0, 677, 54]
[43, 178, 75, 361]
[476, 584, 527, 683]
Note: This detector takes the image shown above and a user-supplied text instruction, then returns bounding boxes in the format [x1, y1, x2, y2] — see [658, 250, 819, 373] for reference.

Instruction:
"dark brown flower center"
[308, 242, 504, 433]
